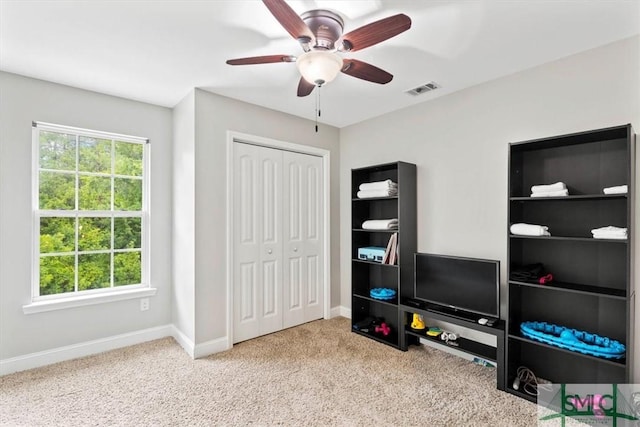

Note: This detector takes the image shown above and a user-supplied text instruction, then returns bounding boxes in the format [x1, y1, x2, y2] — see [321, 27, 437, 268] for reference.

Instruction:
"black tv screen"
[414, 253, 499, 318]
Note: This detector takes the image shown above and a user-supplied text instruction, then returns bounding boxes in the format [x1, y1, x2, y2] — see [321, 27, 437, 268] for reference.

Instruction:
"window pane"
[79, 175, 111, 210]
[39, 131, 76, 171]
[40, 217, 75, 253]
[78, 253, 111, 290]
[79, 136, 111, 174]
[114, 217, 141, 249]
[79, 217, 111, 251]
[114, 252, 141, 286]
[39, 172, 75, 210]
[115, 141, 143, 176]
[35, 125, 148, 298]
[114, 178, 142, 210]
[40, 255, 75, 295]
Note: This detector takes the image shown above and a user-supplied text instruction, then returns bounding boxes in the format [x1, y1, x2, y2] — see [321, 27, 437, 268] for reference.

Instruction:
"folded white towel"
[510, 223, 550, 236]
[362, 219, 398, 230]
[531, 182, 567, 194]
[530, 189, 569, 198]
[593, 232, 627, 237]
[591, 226, 627, 234]
[359, 179, 398, 191]
[357, 189, 397, 199]
[593, 234, 627, 240]
[603, 185, 628, 195]
[592, 225, 627, 239]
[591, 226, 627, 238]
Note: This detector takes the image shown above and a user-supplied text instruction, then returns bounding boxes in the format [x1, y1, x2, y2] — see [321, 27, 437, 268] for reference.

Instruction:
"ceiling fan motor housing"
[301, 10, 344, 50]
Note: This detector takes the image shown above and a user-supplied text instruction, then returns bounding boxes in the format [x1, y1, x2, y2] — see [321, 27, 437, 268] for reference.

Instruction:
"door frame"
[226, 131, 331, 346]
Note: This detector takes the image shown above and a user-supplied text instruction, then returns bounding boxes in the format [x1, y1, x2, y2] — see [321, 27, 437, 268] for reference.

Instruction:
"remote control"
[478, 318, 488, 325]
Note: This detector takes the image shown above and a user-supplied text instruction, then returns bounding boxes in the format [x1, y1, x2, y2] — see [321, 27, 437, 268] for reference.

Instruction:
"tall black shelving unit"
[351, 161, 416, 349]
[506, 124, 635, 402]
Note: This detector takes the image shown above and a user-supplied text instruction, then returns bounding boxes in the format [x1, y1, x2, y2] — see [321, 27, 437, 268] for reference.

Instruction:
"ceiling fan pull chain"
[315, 86, 319, 132]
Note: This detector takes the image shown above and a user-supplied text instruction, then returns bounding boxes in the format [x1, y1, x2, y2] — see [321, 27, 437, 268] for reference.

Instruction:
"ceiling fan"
[226, 0, 412, 97]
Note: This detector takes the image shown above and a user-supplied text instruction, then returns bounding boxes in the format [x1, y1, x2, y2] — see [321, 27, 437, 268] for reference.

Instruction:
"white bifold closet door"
[233, 142, 324, 343]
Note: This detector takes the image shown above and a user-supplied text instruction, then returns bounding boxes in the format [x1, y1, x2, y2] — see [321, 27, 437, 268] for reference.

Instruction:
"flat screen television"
[414, 253, 500, 319]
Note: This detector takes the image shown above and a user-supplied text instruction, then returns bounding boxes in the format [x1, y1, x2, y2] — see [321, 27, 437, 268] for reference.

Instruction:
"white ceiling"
[1, 0, 639, 128]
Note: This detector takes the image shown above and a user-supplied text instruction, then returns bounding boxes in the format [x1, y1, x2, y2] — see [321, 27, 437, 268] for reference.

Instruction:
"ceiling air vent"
[405, 81, 440, 96]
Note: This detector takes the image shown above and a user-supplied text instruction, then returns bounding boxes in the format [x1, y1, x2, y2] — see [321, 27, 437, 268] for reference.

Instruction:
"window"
[32, 122, 149, 301]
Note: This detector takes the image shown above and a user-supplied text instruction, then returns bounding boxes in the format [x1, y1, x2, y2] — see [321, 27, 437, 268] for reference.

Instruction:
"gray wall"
[339, 36, 640, 380]
[184, 89, 341, 344]
[0, 71, 173, 359]
[172, 91, 196, 343]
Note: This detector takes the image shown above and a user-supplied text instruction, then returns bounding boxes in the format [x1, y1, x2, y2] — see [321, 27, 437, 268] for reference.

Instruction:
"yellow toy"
[411, 313, 426, 330]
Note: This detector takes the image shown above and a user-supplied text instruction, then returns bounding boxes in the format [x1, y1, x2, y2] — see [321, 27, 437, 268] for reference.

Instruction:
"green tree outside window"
[35, 125, 146, 297]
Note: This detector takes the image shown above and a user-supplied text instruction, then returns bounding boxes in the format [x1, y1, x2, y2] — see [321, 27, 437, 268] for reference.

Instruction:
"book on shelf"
[383, 232, 398, 265]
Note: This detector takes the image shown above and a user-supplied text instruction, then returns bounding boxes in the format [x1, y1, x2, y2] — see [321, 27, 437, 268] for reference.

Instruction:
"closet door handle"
[293, 247, 298, 252]
[267, 249, 272, 254]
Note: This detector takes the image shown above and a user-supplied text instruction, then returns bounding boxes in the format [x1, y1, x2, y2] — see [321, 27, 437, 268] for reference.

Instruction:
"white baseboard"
[4, 315, 364, 374]
[0, 324, 173, 376]
[167, 326, 231, 359]
[330, 305, 351, 319]
[194, 336, 230, 358]
[0, 324, 233, 375]
[170, 325, 195, 358]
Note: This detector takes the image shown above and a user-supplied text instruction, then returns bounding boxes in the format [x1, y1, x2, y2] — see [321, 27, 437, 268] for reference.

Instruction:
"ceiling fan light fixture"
[296, 51, 343, 86]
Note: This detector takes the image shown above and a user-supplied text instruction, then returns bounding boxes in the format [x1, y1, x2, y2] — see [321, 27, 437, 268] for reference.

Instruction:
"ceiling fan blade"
[297, 77, 315, 97]
[263, 0, 314, 43]
[341, 14, 411, 52]
[226, 55, 296, 65]
[341, 59, 393, 84]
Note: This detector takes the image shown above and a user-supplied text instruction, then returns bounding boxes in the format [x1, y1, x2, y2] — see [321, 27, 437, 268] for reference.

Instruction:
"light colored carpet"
[0, 317, 538, 426]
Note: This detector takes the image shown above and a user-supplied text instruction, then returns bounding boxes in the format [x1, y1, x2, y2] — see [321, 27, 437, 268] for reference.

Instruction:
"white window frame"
[25, 122, 153, 313]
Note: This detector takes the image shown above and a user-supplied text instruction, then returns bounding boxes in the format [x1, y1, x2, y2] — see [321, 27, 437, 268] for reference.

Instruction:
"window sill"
[23, 288, 157, 314]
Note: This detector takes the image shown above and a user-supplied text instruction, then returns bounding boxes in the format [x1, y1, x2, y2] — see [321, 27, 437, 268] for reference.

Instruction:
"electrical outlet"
[140, 298, 149, 311]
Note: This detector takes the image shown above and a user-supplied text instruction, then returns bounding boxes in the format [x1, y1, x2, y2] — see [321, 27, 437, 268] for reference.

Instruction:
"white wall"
[171, 91, 196, 344]
[0, 72, 173, 360]
[339, 36, 640, 380]
[184, 89, 341, 345]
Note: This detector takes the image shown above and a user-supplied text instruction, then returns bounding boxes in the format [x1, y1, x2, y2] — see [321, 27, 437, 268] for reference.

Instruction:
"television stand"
[399, 303, 505, 390]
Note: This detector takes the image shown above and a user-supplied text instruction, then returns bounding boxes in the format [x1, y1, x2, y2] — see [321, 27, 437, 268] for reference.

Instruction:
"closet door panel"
[303, 156, 324, 321]
[233, 143, 283, 343]
[283, 151, 324, 328]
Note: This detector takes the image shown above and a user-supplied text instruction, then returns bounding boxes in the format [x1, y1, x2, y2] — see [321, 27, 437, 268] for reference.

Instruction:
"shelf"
[400, 303, 505, 334]
[505, 384, 537, 403]
[351, 161, 416, 351]
[406, 326, 497, 362]
[353, 293, 398, 307]
[509, 235, 627, 243]
[352, 259, 398, 268]
[352, 228, 399, 233]
[508, 280, 626, 300]
[352, 328, 399, 348]
[352, 196, 398, 202]
[510, 194, 627, 201]
[508, 124, 629, 151]
[507, 125, 633, 398]
[508, 334, 627, 368]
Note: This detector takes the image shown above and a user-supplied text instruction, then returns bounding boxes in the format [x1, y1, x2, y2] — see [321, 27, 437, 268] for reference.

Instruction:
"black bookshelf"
[506, 124, 635, 401]
[350, 162, 416, 349]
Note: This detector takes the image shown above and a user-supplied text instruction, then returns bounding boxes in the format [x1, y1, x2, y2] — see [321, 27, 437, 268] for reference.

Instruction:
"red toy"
[375, 322, 391, 336]
[539, 273, 553, 284]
